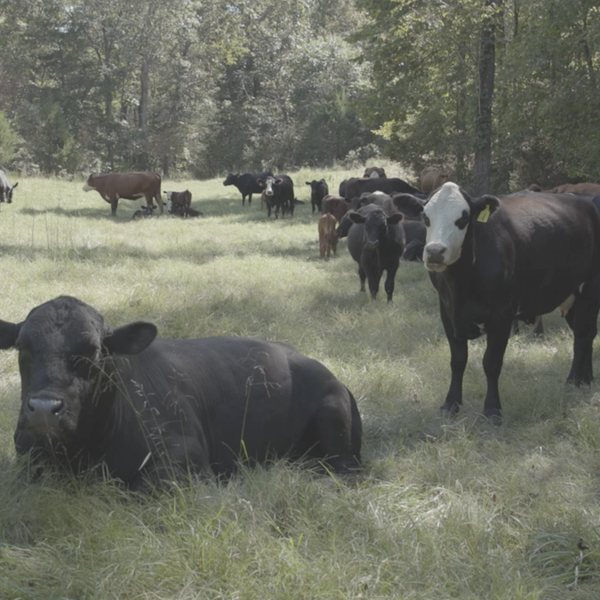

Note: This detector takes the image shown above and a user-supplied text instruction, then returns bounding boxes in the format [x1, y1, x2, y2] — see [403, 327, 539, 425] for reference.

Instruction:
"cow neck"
[433, 218, 488, 339]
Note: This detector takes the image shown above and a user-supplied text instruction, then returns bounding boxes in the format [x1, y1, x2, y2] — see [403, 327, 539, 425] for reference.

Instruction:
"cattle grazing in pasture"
[420, 182, 600, 421]
[343, 177, 421, 204]
[306, 179, 329, 213]
[420, 166, 449, 194]
[346, 204, 405, 302]
[131, 204, 157, 219]
[164, 190, 192, 214]
[257, 175, 295, 218]
[318, 213, 338, 259]
[321, 195, 350, 223]
[0, 170, 18, 204]
[83, 172, 163, 216]
[223, 171, 274, 206]
[363, 166, 387, 179]
[0, 296, 362, 489]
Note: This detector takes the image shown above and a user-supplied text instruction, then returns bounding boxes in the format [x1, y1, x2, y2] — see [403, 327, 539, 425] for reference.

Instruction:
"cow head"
[0, 296, 157, 459]
[1, 181, 18, 203]
[349, 209, 403, 249]
[223, 173, 238, 186]
[82, 174, 95, 192]
[257, 176, 281, 197]
[422, 182, 499, 271]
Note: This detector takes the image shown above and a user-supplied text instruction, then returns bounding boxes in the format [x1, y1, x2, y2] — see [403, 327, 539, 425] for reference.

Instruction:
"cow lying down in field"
[0, 296, 362, 489]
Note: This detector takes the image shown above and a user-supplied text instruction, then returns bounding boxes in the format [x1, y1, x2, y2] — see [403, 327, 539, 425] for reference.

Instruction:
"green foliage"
[0, 112, 19, 166]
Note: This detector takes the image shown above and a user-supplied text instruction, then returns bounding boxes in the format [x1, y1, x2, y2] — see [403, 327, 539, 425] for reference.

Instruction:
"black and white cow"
[0, 296, 362, 488]
[420, 182, 600, 420]
[223, 172, 273, 206]
[257, 175, 295, 218]
[346, 204, 405, 301]
[0, 170, 18, 204]
[306, 179, 329, 213]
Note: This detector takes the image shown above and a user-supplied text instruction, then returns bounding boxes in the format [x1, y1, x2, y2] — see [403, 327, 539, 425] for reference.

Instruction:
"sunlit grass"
[0, 168, 599, 599]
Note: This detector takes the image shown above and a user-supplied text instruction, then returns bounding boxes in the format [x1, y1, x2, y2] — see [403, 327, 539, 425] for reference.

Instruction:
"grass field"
[0, 168, 599, 599]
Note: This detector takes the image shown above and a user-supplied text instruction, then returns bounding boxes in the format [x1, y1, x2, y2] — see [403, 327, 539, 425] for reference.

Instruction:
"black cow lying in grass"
[0, 296, 362, 489]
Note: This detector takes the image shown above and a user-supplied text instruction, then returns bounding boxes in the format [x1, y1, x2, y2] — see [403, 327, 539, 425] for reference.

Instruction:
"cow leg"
[357, 265, 367, 292]
[383, 261, 399, 303]
[565, 284, 600, 385]
[242, 194, 246, 206]
[481, 318, 512, 421]
[110, 196, 118, 216]
[439, 303, 468, 415]
[248, 193, 253, 206]
[154, 192, 164, 215]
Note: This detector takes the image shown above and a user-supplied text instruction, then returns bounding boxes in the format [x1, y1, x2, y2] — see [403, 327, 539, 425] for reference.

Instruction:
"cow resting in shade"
[0, 296, 362, 489]
[83, 172, 163, 216]
[421, 182, 600, 420]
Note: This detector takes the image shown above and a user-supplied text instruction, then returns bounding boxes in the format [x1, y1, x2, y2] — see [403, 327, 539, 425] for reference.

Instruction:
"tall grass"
[0, 169, 599, 599]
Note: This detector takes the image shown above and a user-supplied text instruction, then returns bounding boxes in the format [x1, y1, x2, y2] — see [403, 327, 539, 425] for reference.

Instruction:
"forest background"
[0, 0, 599, 194]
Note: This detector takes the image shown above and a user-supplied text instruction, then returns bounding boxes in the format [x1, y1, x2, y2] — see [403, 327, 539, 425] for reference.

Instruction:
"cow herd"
[2, 164, 600, 491]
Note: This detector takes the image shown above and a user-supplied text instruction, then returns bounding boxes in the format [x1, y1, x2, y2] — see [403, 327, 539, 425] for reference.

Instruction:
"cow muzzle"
[364, 240, 379, 250]
[424, 243, 448, 271]
[24, 397, 66, 434]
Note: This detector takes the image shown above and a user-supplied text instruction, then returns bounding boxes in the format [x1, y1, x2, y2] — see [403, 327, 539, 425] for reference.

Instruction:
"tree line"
[0, 0, 599, 192]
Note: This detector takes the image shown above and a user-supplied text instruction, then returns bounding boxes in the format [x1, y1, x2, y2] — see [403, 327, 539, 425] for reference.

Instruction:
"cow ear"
[0, 320, 21, 349]
[256, 179, 264, 187]
[348, 212, 366, 224]
[471, 195, 500, 219]
[391, 193, 425, 216]
[12, 182, 18, 189]
[387, 213, 403, 225]
[305, 181, 311, 185]
[103, 322, 157, 355]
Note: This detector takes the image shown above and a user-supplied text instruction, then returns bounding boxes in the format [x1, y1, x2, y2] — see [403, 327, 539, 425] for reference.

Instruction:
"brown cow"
[420, 166, 449, 194]
[550, 182, 600, 195]
[83, 172, 163, 216]
[363, 167, 387, 179]
[318, 213, 338, 259]
[321, 195, 350, 222]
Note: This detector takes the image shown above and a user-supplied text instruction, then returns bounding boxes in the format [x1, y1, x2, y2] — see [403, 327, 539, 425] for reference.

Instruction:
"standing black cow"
[421, 182, 600, 420]
[343, 177, 421, 203]
[223, 171, 273, 206]
[257, 175, 295, 218]
[0, 296, 362, 488]
[306, 179, 329, 213]
[346, 204, 405, 301]
[0, 170, 18, 204]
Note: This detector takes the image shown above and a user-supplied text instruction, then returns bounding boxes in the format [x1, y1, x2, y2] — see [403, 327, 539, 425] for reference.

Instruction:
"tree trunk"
[473, 3, 497, 196]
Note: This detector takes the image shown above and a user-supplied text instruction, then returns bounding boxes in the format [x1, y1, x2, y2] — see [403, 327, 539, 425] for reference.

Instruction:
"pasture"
[0, 169, 599, 599]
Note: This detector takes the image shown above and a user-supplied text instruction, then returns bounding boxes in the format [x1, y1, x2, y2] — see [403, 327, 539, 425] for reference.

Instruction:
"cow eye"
[422, 214, 431, 227]
[454, 210, 470, 230]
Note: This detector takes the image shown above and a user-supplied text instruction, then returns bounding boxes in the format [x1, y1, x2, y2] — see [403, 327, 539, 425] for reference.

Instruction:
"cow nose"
[425, 243, 446, 263]
[364, 240, 379, 250]
[25, 397, 66, 430]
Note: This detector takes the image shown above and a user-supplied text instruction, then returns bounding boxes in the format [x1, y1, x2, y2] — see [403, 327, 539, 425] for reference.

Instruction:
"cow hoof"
[440, 402, 460, 416]
[480, 411, 502, 426]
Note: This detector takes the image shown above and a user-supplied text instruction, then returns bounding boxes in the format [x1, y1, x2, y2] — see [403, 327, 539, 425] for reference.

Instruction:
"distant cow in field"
[257, 175, 295, 218]
[306, 179, 329, 213]
[318, 213, 338, 259]
[420, 167, 449, 194]
[363, 167, 387, 179]
[0, 296, 362, 489]
[223, 171, 273, 206]
[0, 170, 18, 204]
[83, 172, 162, 216]
[322, 195, 350, 222]
[421, 182, 600, 420]
[164, 190, 192, 214]
[344, 177, 421, 203]
[346, 204, 405, 301]
[550, 182, 600, 196]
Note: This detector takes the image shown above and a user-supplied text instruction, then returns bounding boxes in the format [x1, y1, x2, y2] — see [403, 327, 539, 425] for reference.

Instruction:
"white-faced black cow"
[257, 175, 295, 218]
[164, 190, 192, 215]
[0, 296, 362, 488]
[223, 171, 273, 206]
[0, 170, 18, 204]
[346, 204, 405, 301]
[83, 172, 162, 216]
[306, 179, 329, 213]
[421, 182, 600, 420]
